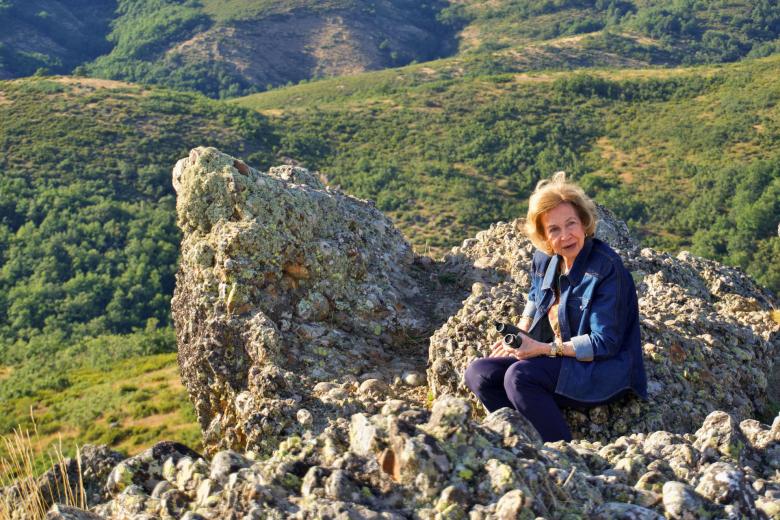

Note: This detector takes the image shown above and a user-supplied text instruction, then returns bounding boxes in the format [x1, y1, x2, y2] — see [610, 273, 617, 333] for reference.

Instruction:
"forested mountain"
[1, 0, 460, 98]
[449, 0, 780, 63]
[2, 1, 780, 98]
[0, 0, 115, 78]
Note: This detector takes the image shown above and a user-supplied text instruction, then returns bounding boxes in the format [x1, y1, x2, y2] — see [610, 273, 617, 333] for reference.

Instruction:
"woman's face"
[541, 202, 586, 269]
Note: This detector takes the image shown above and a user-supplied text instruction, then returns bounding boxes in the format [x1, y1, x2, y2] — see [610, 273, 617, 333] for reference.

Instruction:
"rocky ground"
[3, 148, 778, 519]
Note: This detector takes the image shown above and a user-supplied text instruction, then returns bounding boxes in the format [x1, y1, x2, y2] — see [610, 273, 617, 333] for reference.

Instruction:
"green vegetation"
[0, 0, 114, 77]
[3, 0, 780, 98]
[0, 77, 276, 398]
[0, 353, 200, 474]
[235, 55, 780, 293]
[199, 0, 359, 21]
[449, 0, 780, 65]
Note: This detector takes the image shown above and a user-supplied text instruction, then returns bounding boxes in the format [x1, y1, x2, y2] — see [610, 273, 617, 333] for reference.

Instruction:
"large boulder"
[171, 147, 449, 455]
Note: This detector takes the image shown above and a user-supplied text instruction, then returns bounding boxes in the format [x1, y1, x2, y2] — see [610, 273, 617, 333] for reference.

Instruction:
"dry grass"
[0, 412, 86, 520]
[52, 76, 134, 90]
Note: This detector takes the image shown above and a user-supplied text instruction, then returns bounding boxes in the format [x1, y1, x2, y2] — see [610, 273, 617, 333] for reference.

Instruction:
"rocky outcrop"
[171, 147, 449, 456]
[42, 403, 780, 519]
[172, 147, 778, 458]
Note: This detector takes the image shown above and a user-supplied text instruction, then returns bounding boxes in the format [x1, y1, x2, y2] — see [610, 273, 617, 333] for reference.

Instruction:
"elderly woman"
[465, 172, 647, 442]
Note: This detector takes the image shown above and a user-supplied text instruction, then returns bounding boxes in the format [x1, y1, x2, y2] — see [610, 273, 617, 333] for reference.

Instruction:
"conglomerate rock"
[42, 402, 780, 519]
[171, 147, 454, 456]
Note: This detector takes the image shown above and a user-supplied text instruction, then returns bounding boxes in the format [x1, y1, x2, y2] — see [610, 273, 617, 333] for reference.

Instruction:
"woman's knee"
[503, 359, 544, 391]
[465, 358, 501, 392]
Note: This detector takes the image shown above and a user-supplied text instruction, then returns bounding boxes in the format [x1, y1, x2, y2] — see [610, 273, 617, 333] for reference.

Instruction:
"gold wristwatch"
[548, 338, 563, 357]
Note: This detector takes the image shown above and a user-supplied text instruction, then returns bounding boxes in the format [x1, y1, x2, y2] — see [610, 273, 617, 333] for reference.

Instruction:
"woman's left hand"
[511, 337, 553, 360]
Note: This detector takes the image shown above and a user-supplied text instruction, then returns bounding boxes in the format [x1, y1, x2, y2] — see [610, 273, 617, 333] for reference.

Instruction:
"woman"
[465, 172, 647, 442]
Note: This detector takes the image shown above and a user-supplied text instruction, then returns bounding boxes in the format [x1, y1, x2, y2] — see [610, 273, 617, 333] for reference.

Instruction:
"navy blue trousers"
[465, 356, 623, 442]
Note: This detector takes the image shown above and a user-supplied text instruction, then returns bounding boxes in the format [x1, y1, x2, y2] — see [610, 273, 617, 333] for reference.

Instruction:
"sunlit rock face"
[171, 147, 444, 456]
[428, 205, 779, 442]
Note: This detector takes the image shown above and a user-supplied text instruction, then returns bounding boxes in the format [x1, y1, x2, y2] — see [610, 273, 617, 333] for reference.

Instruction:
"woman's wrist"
[519, 316, 532, 330]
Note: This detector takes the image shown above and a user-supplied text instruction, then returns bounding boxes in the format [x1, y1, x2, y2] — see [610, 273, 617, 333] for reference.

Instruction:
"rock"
[494, 489, 530, 519]
[209, 450, 251, 483]
[693, 411, 749, 462]
[171, 147, 439, 455]
[590, 501, 664, 519]
[481, 407, 543, 447]
[46, 505, 104, 520]
[694, 462, 759, 518]
[401, 370, 425, 387]
[662, 481, 717, 519]
[358, 378, 390, 399]
[28, 403, 780, 520]
[324, 469, 360, 502]
[105, 441, 201, 495]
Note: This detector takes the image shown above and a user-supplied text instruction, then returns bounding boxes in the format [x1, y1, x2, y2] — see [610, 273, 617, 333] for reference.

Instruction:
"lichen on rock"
[171, 147, 442, 456]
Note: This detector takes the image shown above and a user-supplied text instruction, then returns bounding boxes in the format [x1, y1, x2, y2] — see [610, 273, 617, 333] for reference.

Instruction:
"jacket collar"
[541, 237, 595, 290]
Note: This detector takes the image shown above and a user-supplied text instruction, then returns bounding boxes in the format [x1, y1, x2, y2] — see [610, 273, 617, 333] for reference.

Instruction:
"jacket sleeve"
[569, 261, 627, 361]
[522, 256, 539, 319]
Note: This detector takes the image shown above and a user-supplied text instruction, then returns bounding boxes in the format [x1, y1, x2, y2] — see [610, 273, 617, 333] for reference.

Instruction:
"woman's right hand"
[489, 338, 513, 358]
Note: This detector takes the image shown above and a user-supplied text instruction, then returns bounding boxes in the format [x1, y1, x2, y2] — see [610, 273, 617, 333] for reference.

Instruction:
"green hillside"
[81, 0, 457, 98]
[234, 54, 780, 294]
[0, 0, 115, 78]
[74, 0, 780, 98]
[449, 0, 780, 62]
[2, 1, 780, 98]
[0, 76, 276, 390]
[0, 76, 280, 467]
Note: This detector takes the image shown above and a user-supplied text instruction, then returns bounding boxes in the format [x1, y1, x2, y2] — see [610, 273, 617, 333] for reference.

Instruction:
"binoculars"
[494, 321, 524, 349]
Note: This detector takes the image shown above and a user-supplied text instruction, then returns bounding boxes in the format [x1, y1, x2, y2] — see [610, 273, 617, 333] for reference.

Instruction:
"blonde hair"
[524, 171, 597, 255]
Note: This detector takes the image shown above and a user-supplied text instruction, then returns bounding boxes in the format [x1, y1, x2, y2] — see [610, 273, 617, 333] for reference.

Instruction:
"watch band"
[548, 338, 562, 357]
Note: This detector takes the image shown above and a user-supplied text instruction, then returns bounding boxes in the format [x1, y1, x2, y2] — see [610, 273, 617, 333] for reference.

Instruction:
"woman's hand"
[489, 338, 513, 358]
[488, 335, 550, 360]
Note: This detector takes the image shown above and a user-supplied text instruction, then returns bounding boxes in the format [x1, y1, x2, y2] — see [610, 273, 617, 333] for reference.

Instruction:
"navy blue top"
[522, 237, 648, 402]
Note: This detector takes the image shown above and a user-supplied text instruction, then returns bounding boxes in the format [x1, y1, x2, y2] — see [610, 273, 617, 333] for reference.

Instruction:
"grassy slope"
[233, 54, 780, 292]
[1, 354, 199, 475]
[0, 76, 277, 470]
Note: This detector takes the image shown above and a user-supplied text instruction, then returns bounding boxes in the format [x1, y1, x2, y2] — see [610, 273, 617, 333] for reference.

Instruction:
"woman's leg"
[464, 357, 516, 413]
[503, 357, 570, 442]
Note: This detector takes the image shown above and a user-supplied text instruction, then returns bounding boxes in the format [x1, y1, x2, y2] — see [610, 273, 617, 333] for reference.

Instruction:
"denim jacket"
[522, 237, 648, 402]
